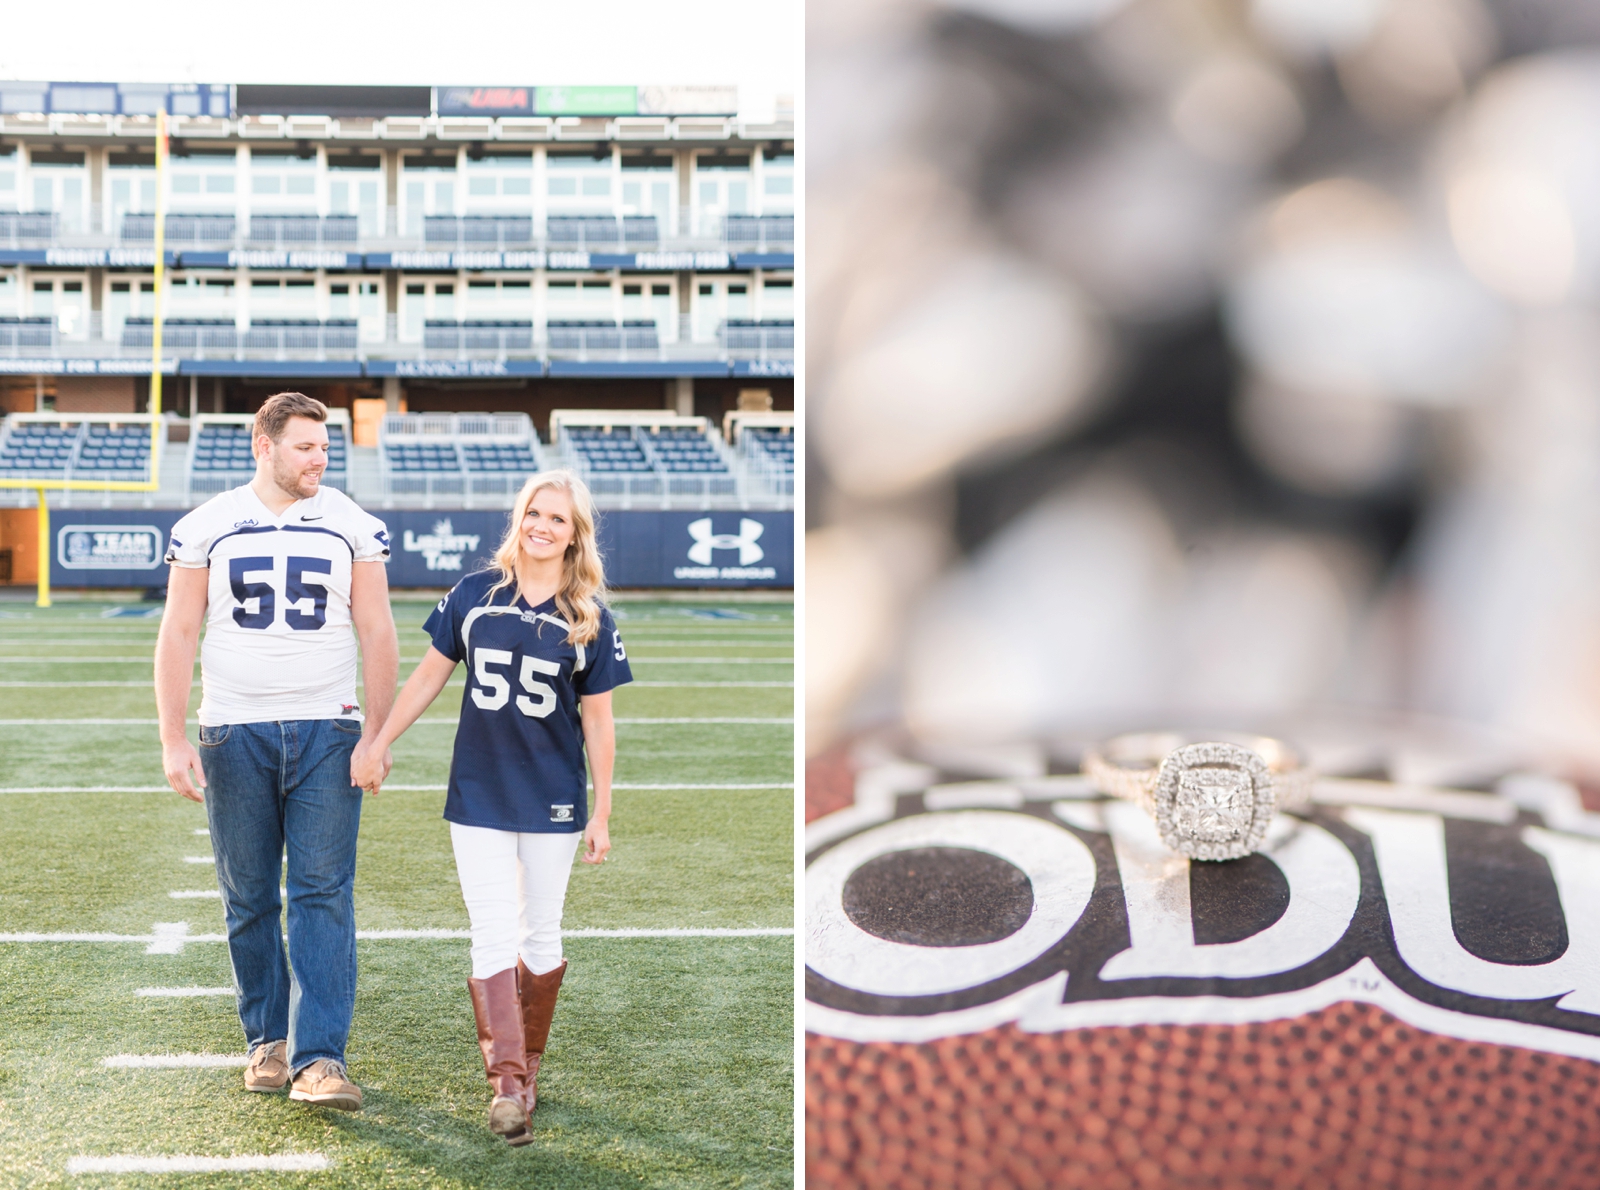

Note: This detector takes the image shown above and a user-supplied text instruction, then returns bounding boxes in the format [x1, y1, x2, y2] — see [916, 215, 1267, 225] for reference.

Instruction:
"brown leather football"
[806, 729, 1600, 1188]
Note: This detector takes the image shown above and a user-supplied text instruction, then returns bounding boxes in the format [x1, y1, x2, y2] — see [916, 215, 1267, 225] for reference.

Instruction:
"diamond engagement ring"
[1082, 733, 1314, 860]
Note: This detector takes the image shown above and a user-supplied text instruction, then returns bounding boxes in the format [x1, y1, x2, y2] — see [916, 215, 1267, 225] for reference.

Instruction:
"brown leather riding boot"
[515, 958, 567, 1114]
[467, 968, 532, 1145]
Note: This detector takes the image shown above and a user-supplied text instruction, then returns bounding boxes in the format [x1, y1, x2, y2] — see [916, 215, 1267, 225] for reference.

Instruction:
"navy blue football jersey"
[423, 571, 632, 832]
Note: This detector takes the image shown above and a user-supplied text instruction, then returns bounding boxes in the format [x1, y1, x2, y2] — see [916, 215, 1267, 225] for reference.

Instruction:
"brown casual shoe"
[288, 1059, 363, 1111]
[516, 959, 567, 1115]
[243, 1040, 289, 1093]
[468, 969, 532, 1145]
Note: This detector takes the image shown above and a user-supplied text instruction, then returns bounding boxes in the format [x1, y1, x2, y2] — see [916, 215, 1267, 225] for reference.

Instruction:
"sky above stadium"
[0, 0, 798, 119]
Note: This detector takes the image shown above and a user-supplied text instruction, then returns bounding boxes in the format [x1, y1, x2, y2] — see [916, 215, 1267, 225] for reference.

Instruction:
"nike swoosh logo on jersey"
[300, 515, 324, 521]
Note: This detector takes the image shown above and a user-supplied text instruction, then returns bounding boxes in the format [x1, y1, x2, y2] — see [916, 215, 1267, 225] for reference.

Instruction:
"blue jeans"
[199, 718, 364, 1074]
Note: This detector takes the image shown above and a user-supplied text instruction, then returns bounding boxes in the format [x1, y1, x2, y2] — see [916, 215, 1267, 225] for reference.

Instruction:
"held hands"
[582, 817, 611, 865]
[163, 739, 207, 803]
[350, 737, 393, 796]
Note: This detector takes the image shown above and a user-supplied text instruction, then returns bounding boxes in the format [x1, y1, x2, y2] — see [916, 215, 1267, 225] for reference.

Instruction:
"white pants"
[450, 823, 581, 980]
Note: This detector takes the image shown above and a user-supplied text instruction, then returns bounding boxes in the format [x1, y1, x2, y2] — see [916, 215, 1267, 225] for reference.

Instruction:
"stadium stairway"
[346, 444, 383, 507]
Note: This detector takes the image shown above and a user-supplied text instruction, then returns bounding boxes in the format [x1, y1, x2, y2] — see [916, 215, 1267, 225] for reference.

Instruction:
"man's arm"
[155, 566, 209, 802]
[349, 560, 399, 788]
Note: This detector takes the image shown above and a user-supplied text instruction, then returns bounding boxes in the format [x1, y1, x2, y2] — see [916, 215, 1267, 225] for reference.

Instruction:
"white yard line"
[0, 782, 792, 793]
[134, 987, 234, 997]
[0, 717, 793, 726]
[102, 1054, 247, 1068]
[68, 1155, 329, 1173]
[0, 679, 794, 689]
[167, 891, 220, 899]
[182, 856, 215, 864]
[2, 926, 793, 945]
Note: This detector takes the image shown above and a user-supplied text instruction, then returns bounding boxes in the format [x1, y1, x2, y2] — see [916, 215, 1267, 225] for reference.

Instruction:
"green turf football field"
[0, 594, 795, 1189]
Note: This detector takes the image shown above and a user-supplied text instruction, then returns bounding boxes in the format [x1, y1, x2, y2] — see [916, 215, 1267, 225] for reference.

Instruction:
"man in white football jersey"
[154, 391, 399, 1112]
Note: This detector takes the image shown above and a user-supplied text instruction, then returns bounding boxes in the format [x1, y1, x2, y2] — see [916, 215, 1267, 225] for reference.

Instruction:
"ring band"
[1082, 732, 1313, 860]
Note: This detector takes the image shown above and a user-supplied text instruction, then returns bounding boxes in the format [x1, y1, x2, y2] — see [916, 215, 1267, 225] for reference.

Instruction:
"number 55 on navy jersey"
[423, 570, 632, 834]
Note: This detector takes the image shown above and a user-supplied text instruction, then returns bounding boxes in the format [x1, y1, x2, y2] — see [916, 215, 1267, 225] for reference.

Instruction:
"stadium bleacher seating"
[186, 413, 348, 502]
[74, 423, 153, 477]
[644, 426, 731, 474]
[743, 426, 795, 472]
[378, 412, 541, 508]
[551, 412, 742, 507]
[564, 427, 655, 473]
[0, 422, 80, 477]
[726, 411, 795, 500]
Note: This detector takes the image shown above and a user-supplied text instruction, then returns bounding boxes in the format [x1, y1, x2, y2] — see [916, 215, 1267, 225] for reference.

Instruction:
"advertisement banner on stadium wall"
[47, 508, 793, 590]
[384, 509, 794, 588]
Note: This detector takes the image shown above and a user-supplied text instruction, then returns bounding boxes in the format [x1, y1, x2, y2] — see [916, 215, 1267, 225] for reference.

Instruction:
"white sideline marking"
[103, 1054, 248, 1068]
[145, 923, 189, 955]
[0, 782, 794, 793]
[0, 716, 793, 726]
[2, 927, 793, 944]
[168, 890, 220, 899]
[67, 1154, 329, 1173]
[193, 829, 209, 835]
[135, 987, 234, 998]
[182, 856, 215, 864]
[0, 681, 158, 687]
[630, 681, 793, 687]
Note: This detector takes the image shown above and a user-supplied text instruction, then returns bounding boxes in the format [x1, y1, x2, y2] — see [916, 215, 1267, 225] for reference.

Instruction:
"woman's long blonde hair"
[484, 470, 606, 645]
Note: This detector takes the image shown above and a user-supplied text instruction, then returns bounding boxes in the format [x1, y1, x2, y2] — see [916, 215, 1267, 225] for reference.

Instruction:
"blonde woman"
[352, 470, 630, 1145]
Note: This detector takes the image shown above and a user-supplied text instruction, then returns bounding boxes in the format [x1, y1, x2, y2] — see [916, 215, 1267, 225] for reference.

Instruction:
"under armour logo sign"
[687, 517, 765, 566]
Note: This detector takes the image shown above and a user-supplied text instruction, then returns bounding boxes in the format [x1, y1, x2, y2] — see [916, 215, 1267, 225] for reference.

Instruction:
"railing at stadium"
[119, 212, 237, 246]
[0, 212, 57, 248]
[421, 321, 535, 358]
[246, 215, 358, 248]
[545, 321, 660, 361]
[0, 316, 56, 354]
[424, 216, 536, 250]
[121, 318, 358, 359]
[545, 215, 659, 250]
[722, 214, 794, 252]
[721, 319, 794, 361]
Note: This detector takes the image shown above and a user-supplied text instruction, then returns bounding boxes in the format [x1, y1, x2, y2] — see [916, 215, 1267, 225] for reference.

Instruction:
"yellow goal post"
[0, 110, 170, 606]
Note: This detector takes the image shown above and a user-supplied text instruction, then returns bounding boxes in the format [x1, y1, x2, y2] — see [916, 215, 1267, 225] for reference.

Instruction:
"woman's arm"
[579, 690, 615, 864]
[350, 645, 458, 793]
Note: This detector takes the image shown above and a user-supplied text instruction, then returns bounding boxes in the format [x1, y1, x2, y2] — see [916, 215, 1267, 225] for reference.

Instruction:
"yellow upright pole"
[35, 485, 50, 608]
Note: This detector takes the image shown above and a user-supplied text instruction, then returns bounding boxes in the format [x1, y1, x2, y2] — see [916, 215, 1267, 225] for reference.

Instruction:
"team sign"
[57, 525, 164, 570]
[806, 749, 1600, 1063]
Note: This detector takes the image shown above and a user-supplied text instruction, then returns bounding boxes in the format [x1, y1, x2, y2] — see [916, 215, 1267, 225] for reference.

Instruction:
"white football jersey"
[166, 484, 391, 726]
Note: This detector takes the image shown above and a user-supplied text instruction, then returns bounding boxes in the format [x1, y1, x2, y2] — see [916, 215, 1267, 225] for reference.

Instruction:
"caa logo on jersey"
[806, 755, 1600, 1065]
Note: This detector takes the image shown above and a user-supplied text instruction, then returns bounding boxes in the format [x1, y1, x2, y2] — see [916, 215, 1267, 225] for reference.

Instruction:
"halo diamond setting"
[1152, 742, 1274, 860]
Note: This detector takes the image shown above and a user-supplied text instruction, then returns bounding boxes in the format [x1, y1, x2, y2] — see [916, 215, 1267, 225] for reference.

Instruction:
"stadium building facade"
[0, 82, 794, 590]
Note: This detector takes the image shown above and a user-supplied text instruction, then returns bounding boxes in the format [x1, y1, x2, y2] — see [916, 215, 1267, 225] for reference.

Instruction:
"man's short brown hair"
[253, 392, 328, 447]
